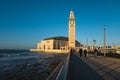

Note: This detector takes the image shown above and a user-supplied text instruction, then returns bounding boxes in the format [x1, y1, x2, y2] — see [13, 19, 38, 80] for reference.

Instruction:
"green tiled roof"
[43, 36, 68, 41]
[43, 36, 79, 43]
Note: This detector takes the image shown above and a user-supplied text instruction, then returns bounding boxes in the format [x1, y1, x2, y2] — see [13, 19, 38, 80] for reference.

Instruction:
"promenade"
[66, 53, 104, 80]
[68, 53, 120, 80]
[81, 54, 120, 80]
[47, 52, 120, 80]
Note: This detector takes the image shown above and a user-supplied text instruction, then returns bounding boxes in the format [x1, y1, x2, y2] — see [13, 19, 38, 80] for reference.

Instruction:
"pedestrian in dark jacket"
[79, 48, 83, 57]
[84, 49, 87, 57]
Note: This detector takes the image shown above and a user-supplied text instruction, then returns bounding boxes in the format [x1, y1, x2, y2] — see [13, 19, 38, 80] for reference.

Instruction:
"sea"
[0, 50, 67, 80]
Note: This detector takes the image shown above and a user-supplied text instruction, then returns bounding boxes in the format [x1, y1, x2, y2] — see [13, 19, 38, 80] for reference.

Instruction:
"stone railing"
[47, 53, 71, 80]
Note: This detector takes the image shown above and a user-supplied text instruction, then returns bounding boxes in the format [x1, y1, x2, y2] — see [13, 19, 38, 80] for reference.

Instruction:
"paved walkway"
[66, 53, 104, 80]
[80, 54, 120, 80]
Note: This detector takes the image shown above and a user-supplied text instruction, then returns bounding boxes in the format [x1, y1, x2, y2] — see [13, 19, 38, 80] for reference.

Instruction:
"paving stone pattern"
[80, 54, 120, 80]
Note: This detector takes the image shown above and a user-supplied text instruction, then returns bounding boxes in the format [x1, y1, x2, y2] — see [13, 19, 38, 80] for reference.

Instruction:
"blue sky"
[0, 0, 120, 49]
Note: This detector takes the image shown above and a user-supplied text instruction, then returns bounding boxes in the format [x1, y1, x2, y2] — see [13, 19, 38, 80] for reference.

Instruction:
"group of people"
[79, 48, 87, 57]
[70, 48, 98, 58]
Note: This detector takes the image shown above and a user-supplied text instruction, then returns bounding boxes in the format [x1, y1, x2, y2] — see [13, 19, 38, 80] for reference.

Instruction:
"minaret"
[68, 10, 76, 48]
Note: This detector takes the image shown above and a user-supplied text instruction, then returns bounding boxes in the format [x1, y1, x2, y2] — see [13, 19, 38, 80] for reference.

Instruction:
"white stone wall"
[112, 46, 120, 49]
[37, 39, 68, 50]
[37, 39, 54, 50]
[53, 40, 68, 49]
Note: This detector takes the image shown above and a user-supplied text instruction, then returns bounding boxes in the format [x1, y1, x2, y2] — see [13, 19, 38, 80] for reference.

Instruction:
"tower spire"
[69, 10, 75, 18]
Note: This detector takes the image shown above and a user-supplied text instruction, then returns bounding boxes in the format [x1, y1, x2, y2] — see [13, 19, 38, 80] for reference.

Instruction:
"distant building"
[112, 45, 120, 54]
[37, 36, 80, 50]
[112, 45, 120, 49]
[37, 36, 68, 50]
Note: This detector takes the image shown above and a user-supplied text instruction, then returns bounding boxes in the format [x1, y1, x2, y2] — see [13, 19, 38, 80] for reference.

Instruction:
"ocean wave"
[0, 55, 41, 61]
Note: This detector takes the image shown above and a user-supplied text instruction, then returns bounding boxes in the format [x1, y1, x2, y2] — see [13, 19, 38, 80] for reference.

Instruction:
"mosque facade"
[30, 10, 80, 52]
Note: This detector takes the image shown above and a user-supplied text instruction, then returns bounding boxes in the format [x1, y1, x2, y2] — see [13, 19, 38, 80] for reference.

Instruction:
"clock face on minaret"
[68, 11, 76, 48]
[70, 22, 74, 27]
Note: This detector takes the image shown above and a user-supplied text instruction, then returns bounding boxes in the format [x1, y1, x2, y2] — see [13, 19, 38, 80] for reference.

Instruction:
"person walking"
[79, 48, 83, 57]
[84, 49, 87, 57]
[94, 48, 98, 57]
[70, 48, 75, 55]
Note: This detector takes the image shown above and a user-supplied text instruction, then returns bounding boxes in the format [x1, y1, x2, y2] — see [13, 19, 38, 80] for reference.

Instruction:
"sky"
[0, 0, 120, 49]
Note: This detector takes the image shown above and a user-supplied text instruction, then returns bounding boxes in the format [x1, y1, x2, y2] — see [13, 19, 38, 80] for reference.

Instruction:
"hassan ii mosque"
[30, 11, 80, 53]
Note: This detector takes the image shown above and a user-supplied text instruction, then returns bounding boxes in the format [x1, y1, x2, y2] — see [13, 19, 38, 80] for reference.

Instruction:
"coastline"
[0, 51, 67, 80]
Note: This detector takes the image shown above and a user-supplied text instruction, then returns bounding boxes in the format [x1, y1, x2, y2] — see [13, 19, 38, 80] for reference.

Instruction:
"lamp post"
[104, 25, 106, 56]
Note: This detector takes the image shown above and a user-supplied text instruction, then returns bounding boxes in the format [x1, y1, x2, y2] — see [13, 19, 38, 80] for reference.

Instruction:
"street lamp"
[104, 25, 106, 56]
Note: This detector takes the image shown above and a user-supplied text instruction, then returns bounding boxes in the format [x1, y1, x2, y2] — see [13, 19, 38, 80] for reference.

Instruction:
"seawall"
[29, 49, 69, 54]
